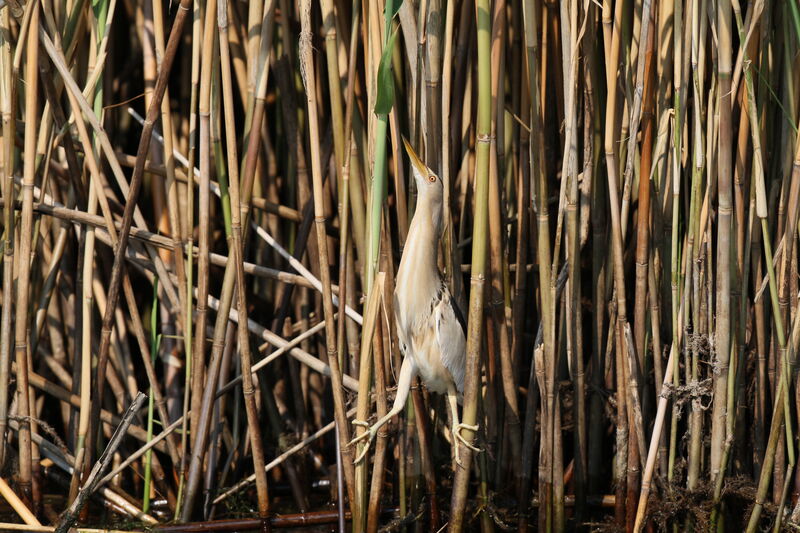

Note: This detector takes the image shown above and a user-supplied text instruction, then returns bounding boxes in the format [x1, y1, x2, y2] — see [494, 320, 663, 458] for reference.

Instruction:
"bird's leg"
[447, 383, 480, 467]
[349, 357, 417, 464]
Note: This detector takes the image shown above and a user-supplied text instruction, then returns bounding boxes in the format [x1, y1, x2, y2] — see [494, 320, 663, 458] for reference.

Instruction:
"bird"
[349, 137, 479, 466]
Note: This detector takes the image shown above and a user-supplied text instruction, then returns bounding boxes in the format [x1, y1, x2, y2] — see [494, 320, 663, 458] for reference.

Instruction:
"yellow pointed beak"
[402, 137, 427, 177]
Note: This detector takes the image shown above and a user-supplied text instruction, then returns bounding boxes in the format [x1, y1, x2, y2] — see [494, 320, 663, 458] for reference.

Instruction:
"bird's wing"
[433, 283, 467, 394]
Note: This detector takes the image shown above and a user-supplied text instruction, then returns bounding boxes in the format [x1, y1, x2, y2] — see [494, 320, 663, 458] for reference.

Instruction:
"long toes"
[454, 425, 481, 452]
[457, 436, 481, 453]
[354, 444, 370, 464]
[354, 434, 375, 464]
[348, 433, 367, 446]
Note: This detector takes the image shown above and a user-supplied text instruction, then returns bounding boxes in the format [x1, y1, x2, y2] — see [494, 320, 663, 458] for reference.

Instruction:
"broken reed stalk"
[0, 476, 41, 526]
[55, 392, 146, 533]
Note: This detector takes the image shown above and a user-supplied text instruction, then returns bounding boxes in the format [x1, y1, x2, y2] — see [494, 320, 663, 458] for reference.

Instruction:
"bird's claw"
[351, 419, 370, 430]
[453, 422, 481, 467]
[348, 420, 376, 464]
[454, 422, 481, 451]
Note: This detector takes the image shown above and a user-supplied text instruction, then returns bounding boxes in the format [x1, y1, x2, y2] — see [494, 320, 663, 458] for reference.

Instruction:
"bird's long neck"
[404, 194, 442, 269]
[396, 194, 442, 317]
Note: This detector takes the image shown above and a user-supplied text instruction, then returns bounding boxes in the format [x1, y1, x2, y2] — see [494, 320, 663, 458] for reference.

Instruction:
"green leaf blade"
[374, 27, 400, 115]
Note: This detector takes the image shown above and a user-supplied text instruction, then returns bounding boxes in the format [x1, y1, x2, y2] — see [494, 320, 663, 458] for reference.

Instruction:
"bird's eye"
[428, 175, 437, 183]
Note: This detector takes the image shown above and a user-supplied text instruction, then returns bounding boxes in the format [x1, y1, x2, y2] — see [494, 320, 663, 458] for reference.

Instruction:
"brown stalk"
[366, 284, 390, 533]
[632, 6, 656, 384]
[217, 0, 271, 521]
[486, 0, 522, 489]
[87, 0, 192, 474]
[190, 0, 216, 459]
[710, 0, 733, 485]
[602, 0, 629, 523]
[151, 0, 190, 417]
[0, 2, 16, 471]
[182, 0, 275, 517]
[559, 0, 585, 519]
[514, 26, 534, 532]
[177, 0, 250, 518]
[299, 0, 356, 519]
[42, 30, 182, 471]
[13, 2, 41, 506]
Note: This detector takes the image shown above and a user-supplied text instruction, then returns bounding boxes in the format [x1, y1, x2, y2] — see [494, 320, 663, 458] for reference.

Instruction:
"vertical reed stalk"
[559, 0, 585, 519]
[175, 0, 202, 513]
[190, 0, 216, 464]
[440, 0, 461, 303]
[666, 0, 685, 493]
[631, 3, 656, 379]
[218, 0, 271, 521]
[488, 0, 521, 490]
[522, 0, 557, 528]
[449, 0, 491, 528]
[14, 2, 40, 505]
[710, 0, 733, 481]
[0, 1, 16, 472]
[298, 0, 356, 527]
[602, 0, 629, 523]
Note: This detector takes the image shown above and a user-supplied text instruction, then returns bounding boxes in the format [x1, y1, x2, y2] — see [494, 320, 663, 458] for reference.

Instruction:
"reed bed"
[0, 0, 799, 531]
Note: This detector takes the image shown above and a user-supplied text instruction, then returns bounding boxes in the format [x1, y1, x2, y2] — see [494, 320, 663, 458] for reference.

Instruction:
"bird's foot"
[351, 419, 370, 431]
[452, 422, 481, 467]
[348, 420, 376, 464]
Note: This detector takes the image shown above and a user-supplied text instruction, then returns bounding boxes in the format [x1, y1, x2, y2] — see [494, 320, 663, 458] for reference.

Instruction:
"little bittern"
[350, 138, 479, 465]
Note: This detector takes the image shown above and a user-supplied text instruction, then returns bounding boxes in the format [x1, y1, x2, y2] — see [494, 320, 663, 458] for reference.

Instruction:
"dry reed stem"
[2, 0, 800, 530]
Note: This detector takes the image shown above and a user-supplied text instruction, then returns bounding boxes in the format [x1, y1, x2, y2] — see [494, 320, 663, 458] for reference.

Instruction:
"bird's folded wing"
[434, 285, 467, 395]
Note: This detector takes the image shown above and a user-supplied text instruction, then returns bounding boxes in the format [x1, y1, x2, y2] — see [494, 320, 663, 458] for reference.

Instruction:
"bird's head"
[402, 137, 443, 202]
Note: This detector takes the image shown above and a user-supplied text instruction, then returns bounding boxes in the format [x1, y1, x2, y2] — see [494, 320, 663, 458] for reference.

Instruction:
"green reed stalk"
[143, 282, 160, 513]
[448, 0, 490, 528]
